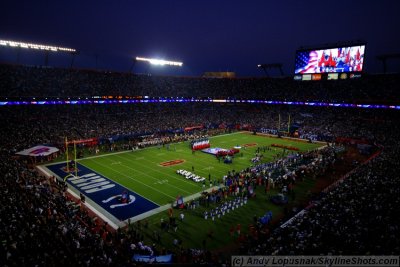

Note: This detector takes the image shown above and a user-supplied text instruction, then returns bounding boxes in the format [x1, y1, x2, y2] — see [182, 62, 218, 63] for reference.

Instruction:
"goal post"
[64, 137, 78, 181]
[277, 113, 291, 136]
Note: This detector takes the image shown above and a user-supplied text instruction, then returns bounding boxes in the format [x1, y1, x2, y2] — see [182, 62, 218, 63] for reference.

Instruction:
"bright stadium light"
[0, 39, 76, 53]
[135, 56, 183, 67]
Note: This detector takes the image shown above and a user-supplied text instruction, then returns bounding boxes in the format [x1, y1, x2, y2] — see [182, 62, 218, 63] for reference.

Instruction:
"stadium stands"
[1, 63, 400, 104]
[241, 121, 400, 256]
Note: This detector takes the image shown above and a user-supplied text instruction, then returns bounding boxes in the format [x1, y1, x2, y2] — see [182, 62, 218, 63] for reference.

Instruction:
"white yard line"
[113, 154, 200, 189]
[86, 158, 177, 200]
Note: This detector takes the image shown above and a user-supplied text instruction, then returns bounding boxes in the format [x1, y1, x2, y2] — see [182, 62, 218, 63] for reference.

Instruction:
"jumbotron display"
[295, 45, 365, 74]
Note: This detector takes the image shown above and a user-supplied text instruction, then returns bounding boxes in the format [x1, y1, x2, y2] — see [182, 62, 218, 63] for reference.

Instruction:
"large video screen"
[295, 45, 365, 74]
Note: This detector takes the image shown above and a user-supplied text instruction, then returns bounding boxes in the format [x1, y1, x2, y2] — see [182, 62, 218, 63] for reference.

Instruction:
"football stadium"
[1, 1, 400, 266]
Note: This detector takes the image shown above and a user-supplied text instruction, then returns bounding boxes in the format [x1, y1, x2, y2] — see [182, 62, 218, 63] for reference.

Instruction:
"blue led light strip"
[0, 98, 399, 110]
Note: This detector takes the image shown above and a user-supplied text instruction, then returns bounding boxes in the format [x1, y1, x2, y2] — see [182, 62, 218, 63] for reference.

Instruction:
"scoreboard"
[294, 44, 365, 81]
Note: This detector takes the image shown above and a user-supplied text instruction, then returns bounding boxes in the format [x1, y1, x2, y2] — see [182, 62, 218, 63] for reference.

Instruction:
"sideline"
[126, 185, 221, 223]
[46, 131, 246, 164]
[251, 131, 327, 145]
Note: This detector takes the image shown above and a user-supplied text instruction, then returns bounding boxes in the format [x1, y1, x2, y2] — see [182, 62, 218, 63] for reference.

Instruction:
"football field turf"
[78, 132, 322, 206]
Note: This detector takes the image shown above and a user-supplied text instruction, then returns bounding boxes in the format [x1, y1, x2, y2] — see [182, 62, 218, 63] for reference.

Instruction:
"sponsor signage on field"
[46, 162, 159, 221]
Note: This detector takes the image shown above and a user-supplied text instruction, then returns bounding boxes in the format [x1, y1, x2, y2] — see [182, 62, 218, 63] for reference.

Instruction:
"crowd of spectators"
[0, 67, 399, 265]
[0, 154, 141, 266]
[238, 115, 400, 256]
[1, 63, 400, 104]
[0, 102, 390, 154]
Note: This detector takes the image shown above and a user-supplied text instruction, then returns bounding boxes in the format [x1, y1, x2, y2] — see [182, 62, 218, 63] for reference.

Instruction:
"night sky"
[1, 0, 400, 76]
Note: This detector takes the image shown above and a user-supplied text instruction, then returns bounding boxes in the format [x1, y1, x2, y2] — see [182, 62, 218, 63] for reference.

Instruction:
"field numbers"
[154, 179, 169, 185]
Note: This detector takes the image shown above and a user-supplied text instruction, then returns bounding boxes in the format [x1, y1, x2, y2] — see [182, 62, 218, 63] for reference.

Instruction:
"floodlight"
[135, 56, 183, 67]
[0, 39, 76, 52]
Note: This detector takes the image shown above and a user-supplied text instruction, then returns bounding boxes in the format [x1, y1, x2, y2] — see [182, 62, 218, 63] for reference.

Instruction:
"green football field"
[78, 132, 322, 206]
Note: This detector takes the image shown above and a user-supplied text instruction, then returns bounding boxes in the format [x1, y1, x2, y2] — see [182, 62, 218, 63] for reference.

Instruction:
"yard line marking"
[75, 150, 132, 161]
[86, 158, 177, 200]
[208, 131, 245, 138]
[125, 148, 250, 182]
[184, 156, 249, 173]
[143, 152, 230, 176]
[113, 154, 200, 190]
[73, 161, 160, 206]
[153, 179, 168, 185]
[202, 166, 214, 170]
[117, 162, 193, 195]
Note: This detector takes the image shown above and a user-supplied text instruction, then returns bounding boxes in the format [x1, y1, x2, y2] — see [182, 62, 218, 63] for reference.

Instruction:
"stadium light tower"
[135, 56, 183, 67]
[0, 39, 76, 66]
[0, 39, 76, 52]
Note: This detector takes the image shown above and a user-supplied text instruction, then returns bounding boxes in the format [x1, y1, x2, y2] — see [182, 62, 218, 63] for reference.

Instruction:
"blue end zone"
[46, 162, 159, 221]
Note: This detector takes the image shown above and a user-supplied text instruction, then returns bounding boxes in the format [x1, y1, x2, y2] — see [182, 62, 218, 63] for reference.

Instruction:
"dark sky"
[1, 0, 400, 76]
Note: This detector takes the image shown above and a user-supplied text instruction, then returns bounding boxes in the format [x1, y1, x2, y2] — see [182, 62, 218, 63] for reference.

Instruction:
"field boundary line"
[127, 185, 221, 222]
[48, 131, 246, 163]
[252, 131, 327, 145]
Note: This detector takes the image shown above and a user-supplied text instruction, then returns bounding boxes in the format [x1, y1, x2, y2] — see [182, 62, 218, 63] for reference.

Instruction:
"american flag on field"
[295, 50, 319, 74]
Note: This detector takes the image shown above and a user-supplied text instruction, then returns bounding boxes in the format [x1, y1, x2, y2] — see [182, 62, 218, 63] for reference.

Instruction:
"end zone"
[40, 162, 160, 226]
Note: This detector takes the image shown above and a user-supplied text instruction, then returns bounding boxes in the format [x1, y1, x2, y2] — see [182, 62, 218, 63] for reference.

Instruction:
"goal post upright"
[64, 137, 78, 181]
[65, 137, 69, 173]
[278, 113, 281, 131]
[74, 141, 77, 178]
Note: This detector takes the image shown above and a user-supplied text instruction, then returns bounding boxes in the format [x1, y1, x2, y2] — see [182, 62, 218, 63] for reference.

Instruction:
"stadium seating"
[1, 63, 400, 104]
